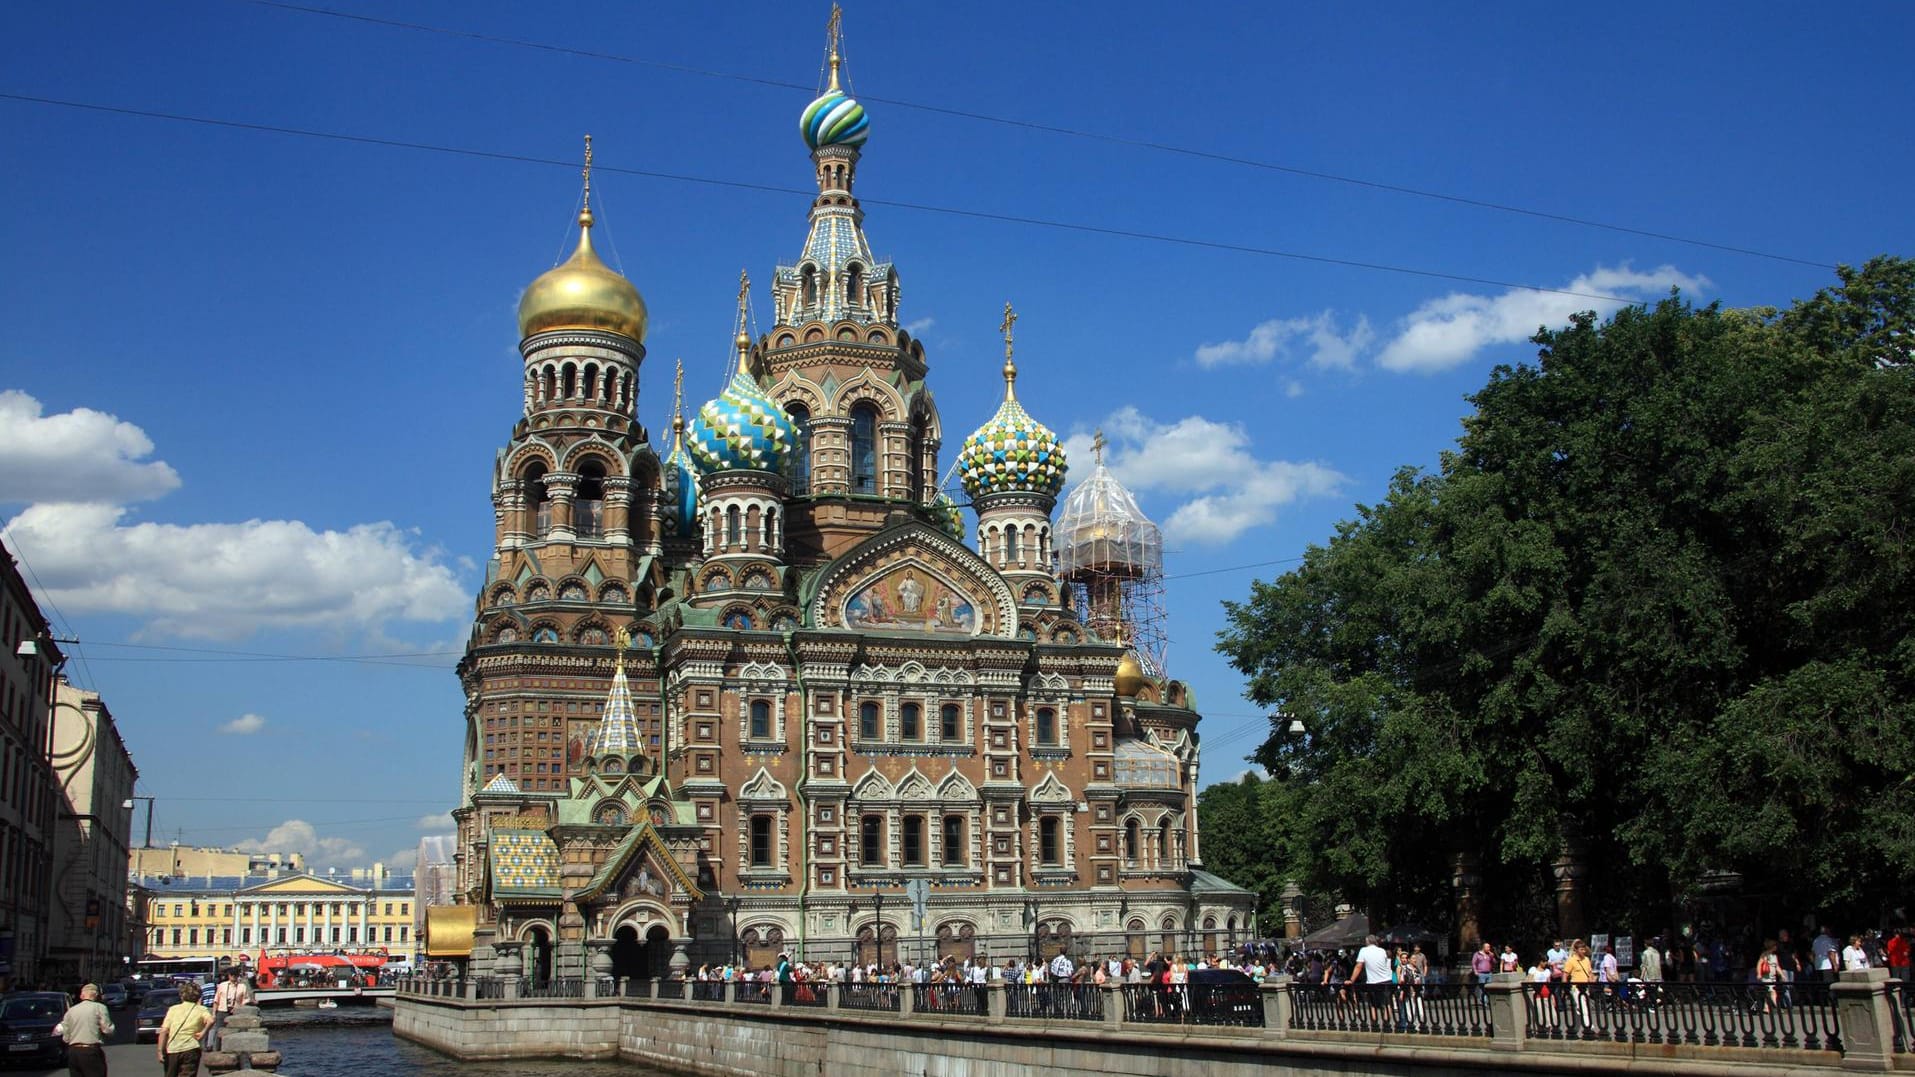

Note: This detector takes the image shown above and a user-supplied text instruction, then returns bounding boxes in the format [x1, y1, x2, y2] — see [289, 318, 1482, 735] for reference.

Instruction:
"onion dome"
[1114, 651, 1147, 698]
[932, 493, 966, 541]
[690, 370, 797, 475]
[517, 138, 648, 341]
[959, 303, 1067, 499]
[801, 91, 869, 151]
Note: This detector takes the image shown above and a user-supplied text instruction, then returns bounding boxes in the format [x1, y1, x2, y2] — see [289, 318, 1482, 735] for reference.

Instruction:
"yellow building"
[129, 845, 305, 880]
[140, 870, 417, 966]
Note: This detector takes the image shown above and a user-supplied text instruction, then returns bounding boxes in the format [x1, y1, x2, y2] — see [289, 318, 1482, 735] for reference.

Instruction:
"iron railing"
[1005, 982, 1102, 1022]
[780, 982, 828, 1007]
[472, 977, 504, 1000]
[839, 982, 901, 1012]
[1522, 981, 1839, 1051]
[1289, 982, 1491, 1037]
[913, 982, 987, 1016]
[1890, 979, 1910, 1054]
[1123, 982, 1265, 1027]
[521, 978, 583, 999]
[734, 979, 772, 1004]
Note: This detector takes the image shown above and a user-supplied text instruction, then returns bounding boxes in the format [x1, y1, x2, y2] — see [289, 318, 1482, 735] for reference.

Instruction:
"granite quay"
[394, 969, 1914, 1076]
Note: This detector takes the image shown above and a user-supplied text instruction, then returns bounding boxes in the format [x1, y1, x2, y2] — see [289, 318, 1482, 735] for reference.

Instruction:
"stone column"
[1451, 851, 1484, 955]
[1485, 972, 1527, 1052]
[825, 982, 841, 1011]
[1280, 884, 1303, 942]
[604, 477, 633, 544]
[493, 940, 524, 1000]
[585, 939, 614, 998]
[668, 938, 691, 977]
[544, 472, 578, 540]
[1260, 974, 1292, 1036]
[1102, 982, 1123, 1027]
[986, 982, 1006, 1024]
[1831, 968, 1895, 1070]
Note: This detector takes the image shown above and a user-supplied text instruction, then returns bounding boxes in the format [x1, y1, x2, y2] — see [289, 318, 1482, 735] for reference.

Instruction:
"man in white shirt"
[1348, 934, 1394, 1023]
[1812, 926, 1840, 982]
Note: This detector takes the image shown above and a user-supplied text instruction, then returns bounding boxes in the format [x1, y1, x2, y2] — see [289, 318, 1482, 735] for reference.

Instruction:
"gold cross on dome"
[582, 134, 593, 206]
[1000, 302, 1018, 352]
[1092, 429, 1108, 466]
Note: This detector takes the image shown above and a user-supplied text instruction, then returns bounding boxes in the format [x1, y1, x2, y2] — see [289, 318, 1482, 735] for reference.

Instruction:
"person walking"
[206, 966, 252, 1049]
[157, 981, 213, 1077]
[1564, 940, 1596, 1029]
[1348, 934, 1394, 1027]
[56, 983, 114, 1077]
[1471, 942, 1495, 999]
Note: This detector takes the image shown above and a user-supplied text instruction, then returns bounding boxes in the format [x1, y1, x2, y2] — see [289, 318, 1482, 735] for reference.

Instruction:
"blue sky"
[2, 1, 1910, 870]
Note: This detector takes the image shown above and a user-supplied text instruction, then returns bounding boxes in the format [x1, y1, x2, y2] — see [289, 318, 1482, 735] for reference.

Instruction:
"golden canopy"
[516, 208, 648, 342]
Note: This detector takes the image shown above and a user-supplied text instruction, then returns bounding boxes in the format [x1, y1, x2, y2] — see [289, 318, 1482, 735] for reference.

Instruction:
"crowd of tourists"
[689, 947, 1280, 990]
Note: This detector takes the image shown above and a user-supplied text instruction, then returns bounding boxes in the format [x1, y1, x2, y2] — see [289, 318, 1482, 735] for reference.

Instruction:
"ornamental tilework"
[587, 663, 643, 756]
[490, 829, 560, 894]
[958, 397, 1067, 499]
[690, 371, 797, 475]
[800, 92, 869, 150]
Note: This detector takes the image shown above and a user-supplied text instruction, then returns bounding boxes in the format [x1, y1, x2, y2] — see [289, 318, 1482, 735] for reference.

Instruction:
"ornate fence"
[1522, 981, 1839, 1051]
[1290, 981, 1491, 1037]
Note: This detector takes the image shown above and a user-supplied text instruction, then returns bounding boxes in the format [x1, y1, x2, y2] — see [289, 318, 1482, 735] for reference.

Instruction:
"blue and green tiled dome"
[689, 370, 797, 475]
[801, 91, 869, 151]
[959, 396, 1067, 499]
[664, 437, 698, 534]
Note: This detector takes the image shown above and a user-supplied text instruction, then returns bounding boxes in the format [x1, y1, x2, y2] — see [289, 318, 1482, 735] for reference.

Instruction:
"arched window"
[785, 404, 811, 494]
[763, 507, 778, 552]
[845, 263, 863, 308]
[801, 265, 818, 309]
[725, 505, 741, 548]
[900, 702, 921, 741]
[1035, 707, 1057, 746]
[942, 814, 965, 866]
[582, 363, 599, 402]
[562, 362, 577, 399]
[850, 404, 878, 493]
[858, 701, 880, 741]
[939, 704, 961, 742]
[524, 463, 550, 536]
[749, 700, 772, 740]
[575, 458, 606, 538]
[1039, 817, 1060, 865]
[1006, 527, 1021, 566]
[1124, 819, 1139, 864]
[860, 814, 883, 866]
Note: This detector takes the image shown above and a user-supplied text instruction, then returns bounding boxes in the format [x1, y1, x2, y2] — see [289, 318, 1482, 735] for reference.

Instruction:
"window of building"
[384, 926, 393, 942]
[295, 928, 306, 944]
[1125, 819, 1139, 864]
[171, 929, 181, 946]
[400, 902, 410, 916]
[902, 815, 924, 865]
[241, 928, 252, 945]
[188, 928, 198, 946]
[222, 928, 232, 946]
[1039, 817, 1061, 865]
[276, 928, 286, 944]
[749, 814, 773, 867]
[575, 459, 606, 538]
[900, 702, 920, 741]
[399, 926, 408, 941]
[850, 404, 878, 493]
[525, 463, 550, 536]
[786, 404, 811, 494]
[940, 704, 960, 741]
[860, 814, 883, 866]
[750, 700, 772, 740]
[725, 505, 741, 548]
[1035, 707, 1057, 746]
[942, 815, 965, 866]
[858, 701, 879, 741]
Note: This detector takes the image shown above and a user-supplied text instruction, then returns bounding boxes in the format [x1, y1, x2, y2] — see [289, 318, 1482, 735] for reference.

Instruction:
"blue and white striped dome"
[689, 371, 797, 475]
[800, 91, 870, 151]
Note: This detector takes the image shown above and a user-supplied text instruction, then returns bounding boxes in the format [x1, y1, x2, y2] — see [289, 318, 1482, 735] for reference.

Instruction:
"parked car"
[99, 983, 128, 1008]
[135, 990, 177, 1043]
[0, 992, 69, 1067]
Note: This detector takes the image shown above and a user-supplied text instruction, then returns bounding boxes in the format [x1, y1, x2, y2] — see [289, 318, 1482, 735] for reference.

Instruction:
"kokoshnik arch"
[433, 11, 1254, 980]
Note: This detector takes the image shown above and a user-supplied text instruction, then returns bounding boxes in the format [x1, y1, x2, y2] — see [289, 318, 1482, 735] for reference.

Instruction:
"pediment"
[936, 770, 977, 801]
[738, 767, 789, 803]
[1031, 772, 1073, 804]
[808, 522, 1017, 639]
[895, 768, 935, 801]
[241, 875, 362, 896]
[851, 768, 893, 800]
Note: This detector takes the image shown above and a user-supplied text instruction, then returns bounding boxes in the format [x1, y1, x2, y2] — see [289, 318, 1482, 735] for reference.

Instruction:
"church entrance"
[611, 925, 645, 980]
[527, 926, 553, 985]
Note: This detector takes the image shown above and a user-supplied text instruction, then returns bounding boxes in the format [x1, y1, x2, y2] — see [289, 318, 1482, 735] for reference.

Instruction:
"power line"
[0, 528, 99, 690]
[238, 0, 1834, 271]
[0, 91, 1657, 306]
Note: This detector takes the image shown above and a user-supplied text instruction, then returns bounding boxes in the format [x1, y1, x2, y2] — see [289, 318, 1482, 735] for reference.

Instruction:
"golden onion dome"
[517, 207, 648, 342]
[1114, 650, 1147, 698]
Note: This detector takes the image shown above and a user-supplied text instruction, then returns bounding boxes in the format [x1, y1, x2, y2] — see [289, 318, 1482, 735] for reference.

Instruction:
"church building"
[439, 13, 1253, 980]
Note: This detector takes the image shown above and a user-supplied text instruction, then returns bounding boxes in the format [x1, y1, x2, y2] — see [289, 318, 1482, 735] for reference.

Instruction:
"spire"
[734, 269, 752, 372]
[579, 133, 594, 228]
[1000, 301, 1020, 401]
[825, 4, 844, 93]
[670, 358, 686, 445]
[587, 626, 644, 759]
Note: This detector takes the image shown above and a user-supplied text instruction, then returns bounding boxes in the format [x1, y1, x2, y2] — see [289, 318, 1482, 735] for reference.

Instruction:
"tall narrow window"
[725, 505, 741, 548]
[575, 459, 606, 538]
[749, 700, 771, 740]
[845, 263, 863, 308]
[749, 814, 773, 867]
[858, 702, 880, 741]
[939, 704, 961, 742]
[860, 814, 883, 866]
[851, 404, 878, 493]
[1039, 817, 1060, 865]
[1035, 707, 1057, 746]
[525, 464, 551, 536]
[900, 702, 921, 741]
[786, 404, 811, 494]
[1158, 820, 1172, 864]
[942, 815, 965, 866]
[1125, 819, 1139, 864]
[902, 815, 924, 865]
[801, 264, 818, 309]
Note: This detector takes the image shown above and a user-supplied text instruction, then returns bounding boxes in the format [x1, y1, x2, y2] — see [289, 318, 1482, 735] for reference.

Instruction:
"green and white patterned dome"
[690, 369, 797, 476]
[958, 382, 1066, 500]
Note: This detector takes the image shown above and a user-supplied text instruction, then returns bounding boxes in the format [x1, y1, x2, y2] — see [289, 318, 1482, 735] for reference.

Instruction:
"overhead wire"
[235, 0, 1833, 271]
[0, 91, 1660, 307]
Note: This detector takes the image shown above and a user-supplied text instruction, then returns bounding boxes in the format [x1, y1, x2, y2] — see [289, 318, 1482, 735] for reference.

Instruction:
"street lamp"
[872, 890, 887, 969]
[725, 897, 742, 968]
[1024, 897, 1039, 963]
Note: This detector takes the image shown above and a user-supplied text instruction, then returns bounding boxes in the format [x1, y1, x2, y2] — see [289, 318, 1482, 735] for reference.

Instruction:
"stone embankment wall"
[394, 995, 622, 1060]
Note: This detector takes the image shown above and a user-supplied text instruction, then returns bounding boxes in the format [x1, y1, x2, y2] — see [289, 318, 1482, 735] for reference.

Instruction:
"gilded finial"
[613, 625, 630, 671]
[1092, 429, 1107, 467]
[579, 134, 594, 228]
[734, 269, 752, 370]
[1000, 301, 1019, 400]
[825, 4, 844, 93]
[672, 358, 685, 436]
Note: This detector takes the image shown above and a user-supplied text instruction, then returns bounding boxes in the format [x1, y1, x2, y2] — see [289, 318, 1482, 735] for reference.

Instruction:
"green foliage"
[1210, 258, 1915, 934]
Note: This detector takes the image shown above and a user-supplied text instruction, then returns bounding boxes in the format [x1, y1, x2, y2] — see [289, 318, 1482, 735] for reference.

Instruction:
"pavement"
[9, 1013, 187, 1076]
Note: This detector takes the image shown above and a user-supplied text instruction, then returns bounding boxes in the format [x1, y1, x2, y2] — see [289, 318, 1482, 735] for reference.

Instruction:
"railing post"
[463, 978, 477, 1002]
[1832, 968, 1894, 1071]
[770, 979, 785, 1008]
[1261, 975, 1292, 1038]
[1103, 982, 1124, 1028]
[825, 981, 841, 1011]
[986, 982, 1007, 1024]
[724, 981, 736, 1004]
[900, 981, 916, 1016]
[1486, 972, 1527, 1053]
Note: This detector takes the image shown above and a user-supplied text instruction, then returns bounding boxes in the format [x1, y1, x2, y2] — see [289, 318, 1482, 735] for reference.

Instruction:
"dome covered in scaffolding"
[1056, 432, 1168, 675]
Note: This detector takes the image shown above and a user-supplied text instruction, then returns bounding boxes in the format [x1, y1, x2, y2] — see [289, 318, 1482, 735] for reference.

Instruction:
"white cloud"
[2, 502, 468, 638]
[235, 819, 367, 871]
[1375, 264, 1709, 373]
[1194, 312, 1373, 370]
[385, 847, 420, 870]
[0, 390, 181, 505]
[1065, 408, 1346, 547]
[415, 812, 455, 832]
[220, 713, 266, 735]
[904, 316, 936, 335]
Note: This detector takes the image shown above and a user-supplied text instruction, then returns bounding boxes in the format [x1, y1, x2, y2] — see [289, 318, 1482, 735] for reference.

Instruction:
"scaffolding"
[1055, 435, 1167, 676]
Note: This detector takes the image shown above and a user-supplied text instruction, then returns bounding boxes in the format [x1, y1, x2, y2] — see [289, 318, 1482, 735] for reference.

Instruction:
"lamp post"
[124, 797, 156, 849]
[872, 890, 887, 969]
[725, 897, 742, 968]
[1024, 897, 1039, 963]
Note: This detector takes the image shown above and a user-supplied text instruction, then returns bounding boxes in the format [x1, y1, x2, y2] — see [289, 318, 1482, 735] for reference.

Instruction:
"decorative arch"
[935, 770, 978, 802]
[850, 768, 894, 802]
[1030, 772, 1073, 805]
[894, 768, 934, 801]
[808, 523, 1019, 640]
[561, 439, 626, 475]
[830, 369, 908, 418]
[738, 767, 789, 805]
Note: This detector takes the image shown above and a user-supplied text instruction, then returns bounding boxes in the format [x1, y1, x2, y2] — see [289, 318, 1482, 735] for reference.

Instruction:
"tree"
[1213, 258, 1915, 939]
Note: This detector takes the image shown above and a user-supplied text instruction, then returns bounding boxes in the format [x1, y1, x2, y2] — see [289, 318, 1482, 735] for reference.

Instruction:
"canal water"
[262, 1010, 673, 1076]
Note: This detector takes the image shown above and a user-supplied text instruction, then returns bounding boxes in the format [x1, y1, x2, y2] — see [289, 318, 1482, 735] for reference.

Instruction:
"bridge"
[394, 970, 1912, 1076]
[254, 987, 395, 1007]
